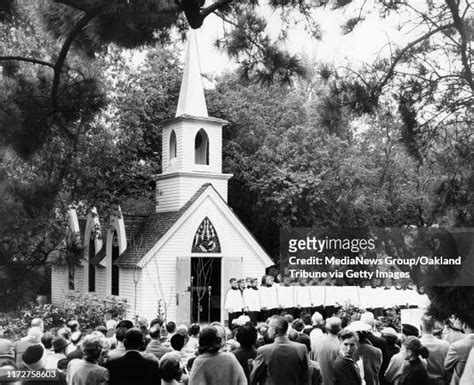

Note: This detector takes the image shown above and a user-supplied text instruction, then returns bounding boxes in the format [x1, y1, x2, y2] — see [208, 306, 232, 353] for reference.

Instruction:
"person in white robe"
[277, 276, 295, 316]
[224, 278, 244, 326]
[295, 282, 311, 318]
[243, 278, 261, 324]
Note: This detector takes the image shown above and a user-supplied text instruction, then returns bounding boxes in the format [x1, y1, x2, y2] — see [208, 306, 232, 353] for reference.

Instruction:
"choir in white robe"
[295, 285, 311, 308]
[260, 285, 278, 310]
[224, 288, 244, 313]
[243, 287, 261, 312]
[309, 285, 326, 308]
[277, 284, 295, 309]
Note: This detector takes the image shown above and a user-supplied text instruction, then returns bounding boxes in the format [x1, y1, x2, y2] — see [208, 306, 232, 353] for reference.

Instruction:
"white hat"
[347, 321, 372, 332]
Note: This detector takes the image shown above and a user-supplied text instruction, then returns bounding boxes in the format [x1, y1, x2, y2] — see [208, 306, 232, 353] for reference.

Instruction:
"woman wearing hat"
[44, 337, 69, 370]
[399, 337, 430, 385]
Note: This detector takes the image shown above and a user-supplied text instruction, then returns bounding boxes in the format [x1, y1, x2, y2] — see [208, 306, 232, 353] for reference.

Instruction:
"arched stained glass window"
[191, 217, 221, 253]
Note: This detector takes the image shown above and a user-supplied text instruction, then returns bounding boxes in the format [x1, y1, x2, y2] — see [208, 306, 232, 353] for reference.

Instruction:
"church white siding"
[138, 242, 179, 322]
[156, 175, 230, 213]
[119, 268, 139, 318]
[51, 266, 68, 307]
[74, 266, 85, 294]
[95, 267, 107, 297]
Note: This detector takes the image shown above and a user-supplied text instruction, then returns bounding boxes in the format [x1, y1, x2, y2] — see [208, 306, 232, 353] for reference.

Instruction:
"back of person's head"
[137, 316, 148, 329]
[150, 317, 163, 328]
[198, 326, 221, 354]
[283, 314, 294, 324]
[421, 314, 435, 334]
[189, 323, 200, 337]
[269, 316, 289, 337]
[22, 345, 46, 370]
[210, 322, 227, 345]
[160, 353, 182, 382]
[124, 328, 144, 351]
[31, 318, 44, 332]
[52, 336, 69, 354]
[81, 333, 104, 361]
[311, 312, 324, 326]
[236, 325, 257, 349]
[115, 326, 128, 343]
[300, 312, 312, 326]
[27, 327, 43, 343]
[403, 336, 429, 359]
[149, 325, 161, 340]
[381, 327, 399, 344]
[170, 334, 185, 351]
[41, 332, 54, 350]
[360, 312, 375, 327]
[116, 320, 134, 330]
[338, 329, 358, 342]
[402, 324, 419, 338]
[166, 321, 176, 334]
[176, 325, 189, 339]
[292, 319, 305, 332]
[296, 333, 311, 352]
[288, 329, 298, 341]
[326, 317, 342, 335]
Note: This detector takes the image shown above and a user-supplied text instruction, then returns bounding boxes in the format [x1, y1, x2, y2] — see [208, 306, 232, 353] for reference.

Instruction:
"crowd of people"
[0, 309, 473, 385]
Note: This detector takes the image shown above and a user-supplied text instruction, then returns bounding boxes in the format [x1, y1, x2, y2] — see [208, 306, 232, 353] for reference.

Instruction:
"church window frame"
[194, 128, 209, 165]
[169, 129, 177, 161]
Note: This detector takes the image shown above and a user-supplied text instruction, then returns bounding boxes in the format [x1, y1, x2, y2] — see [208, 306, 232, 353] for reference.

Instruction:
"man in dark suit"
[333, 329, 363, 385]
[250, 315, 309, 385]
[106, 328, 161, 385]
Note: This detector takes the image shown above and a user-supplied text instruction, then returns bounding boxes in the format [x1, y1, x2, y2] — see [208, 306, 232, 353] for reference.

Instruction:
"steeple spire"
[175, 29, 208, 118]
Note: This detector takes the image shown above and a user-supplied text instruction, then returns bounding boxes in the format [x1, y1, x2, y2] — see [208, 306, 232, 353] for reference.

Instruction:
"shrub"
[63, 293, 128, 330]
[0, 293, 128, 338]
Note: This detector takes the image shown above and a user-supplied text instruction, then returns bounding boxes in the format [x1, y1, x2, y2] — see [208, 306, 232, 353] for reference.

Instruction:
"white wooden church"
[51, 31, 274, 325]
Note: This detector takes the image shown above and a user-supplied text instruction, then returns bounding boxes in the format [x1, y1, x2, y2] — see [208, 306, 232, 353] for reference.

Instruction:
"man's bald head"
[268, 315, 289, 338]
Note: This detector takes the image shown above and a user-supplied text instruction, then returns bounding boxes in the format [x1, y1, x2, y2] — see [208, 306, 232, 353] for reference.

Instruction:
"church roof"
[91, 183, 212, 268]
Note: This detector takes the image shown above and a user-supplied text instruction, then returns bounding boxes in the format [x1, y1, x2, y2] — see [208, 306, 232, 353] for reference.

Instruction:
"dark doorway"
[191, 257, 221, 323]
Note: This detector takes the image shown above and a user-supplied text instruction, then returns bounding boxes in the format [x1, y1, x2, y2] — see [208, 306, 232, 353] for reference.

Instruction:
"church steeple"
[155, 29, 232, 213]
[176, 30, 208, 118]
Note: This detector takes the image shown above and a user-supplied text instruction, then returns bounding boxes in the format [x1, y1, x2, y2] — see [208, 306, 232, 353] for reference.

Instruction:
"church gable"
[138, 183, 273, 269]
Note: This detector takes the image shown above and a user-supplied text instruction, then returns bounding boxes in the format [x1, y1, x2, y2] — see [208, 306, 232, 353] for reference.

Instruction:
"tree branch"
[445, 0, 474, 91]
[52, 5, 106, 109]
[200, 0, 233, 20]
[376, 23, 455, 93]
[0, 56, 55, 69]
